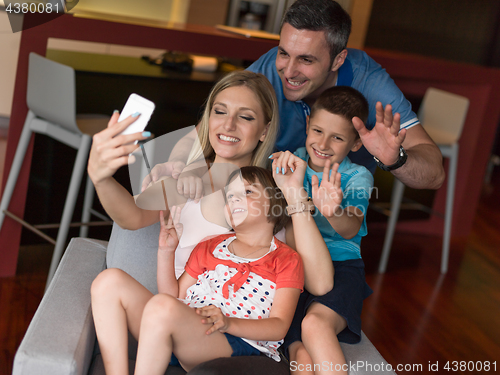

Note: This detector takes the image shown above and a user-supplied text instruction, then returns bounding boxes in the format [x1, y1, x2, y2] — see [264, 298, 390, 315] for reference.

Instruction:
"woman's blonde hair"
[187, 71, 278, 168]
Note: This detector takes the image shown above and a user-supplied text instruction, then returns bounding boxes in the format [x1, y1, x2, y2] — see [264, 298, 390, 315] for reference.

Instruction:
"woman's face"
[209, 85, 269, 167]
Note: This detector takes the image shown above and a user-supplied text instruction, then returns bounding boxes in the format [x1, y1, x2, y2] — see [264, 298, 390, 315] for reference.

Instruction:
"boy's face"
[305, 109, 362, 172]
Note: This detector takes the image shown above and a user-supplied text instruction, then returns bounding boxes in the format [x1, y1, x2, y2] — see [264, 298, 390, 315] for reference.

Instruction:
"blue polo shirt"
[247, 47, 419, 173]
[294, 147, 374, 261]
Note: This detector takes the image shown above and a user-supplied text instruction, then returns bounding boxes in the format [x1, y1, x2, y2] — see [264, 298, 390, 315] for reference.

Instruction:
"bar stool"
[378, 88, 469, 274]
[0, 53, 110, 288]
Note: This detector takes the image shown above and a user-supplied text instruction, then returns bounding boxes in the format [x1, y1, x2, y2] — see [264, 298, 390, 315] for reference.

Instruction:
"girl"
[92, 167, 304, 374]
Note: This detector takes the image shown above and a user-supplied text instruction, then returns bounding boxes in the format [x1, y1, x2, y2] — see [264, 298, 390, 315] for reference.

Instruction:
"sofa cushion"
[106, 222, 160, 294]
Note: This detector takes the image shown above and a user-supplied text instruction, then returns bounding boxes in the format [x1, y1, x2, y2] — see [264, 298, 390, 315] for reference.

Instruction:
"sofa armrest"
[13, 238, 108, 375]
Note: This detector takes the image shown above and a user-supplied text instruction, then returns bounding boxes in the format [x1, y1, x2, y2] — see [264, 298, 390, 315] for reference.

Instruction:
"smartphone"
[117, 93, 155, 138]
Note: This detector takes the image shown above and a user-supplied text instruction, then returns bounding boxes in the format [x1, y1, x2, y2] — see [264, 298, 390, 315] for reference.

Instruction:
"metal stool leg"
[79, 175, 94, 238]
[378, 178, 406, 273]
[441, 145, 458, 274]
[46, 134, 92, 289]
[0, 112, 35, 229]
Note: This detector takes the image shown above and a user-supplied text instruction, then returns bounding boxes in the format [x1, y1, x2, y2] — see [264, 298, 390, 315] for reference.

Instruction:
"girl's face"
[209, 86, 269, 167]
[224, 176, 270, 229]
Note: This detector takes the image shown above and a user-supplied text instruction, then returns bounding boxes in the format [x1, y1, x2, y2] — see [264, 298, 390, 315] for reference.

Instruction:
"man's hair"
[310, 86, 369, 139]
[281, 0, 351, 66]
[225, 166, 289, 235]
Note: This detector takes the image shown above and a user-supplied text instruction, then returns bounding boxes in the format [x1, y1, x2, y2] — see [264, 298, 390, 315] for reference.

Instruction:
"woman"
[89, 71, 281, 374]
[88, 70, 278, 232]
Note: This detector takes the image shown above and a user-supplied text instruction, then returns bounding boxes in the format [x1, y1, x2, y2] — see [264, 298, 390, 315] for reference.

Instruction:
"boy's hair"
[310, 86, 369, 139]
[281, 0, 351, 66]
[225, 166, 289, 235]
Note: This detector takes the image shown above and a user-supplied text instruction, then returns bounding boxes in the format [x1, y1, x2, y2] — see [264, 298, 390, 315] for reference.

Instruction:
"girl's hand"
[270, 151, 307, 194]
[311, 160, 343, 218]
[196, 305, 230, 335]
[88, 111, 150, 186]
[158, 207, 182, 252]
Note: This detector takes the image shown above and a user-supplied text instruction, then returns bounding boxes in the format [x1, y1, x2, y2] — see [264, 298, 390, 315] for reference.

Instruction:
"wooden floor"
[1, 161, 499, 374]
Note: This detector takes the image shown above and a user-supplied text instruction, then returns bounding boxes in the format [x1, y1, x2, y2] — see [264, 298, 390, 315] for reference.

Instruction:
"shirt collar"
[336, 57, 353, 87]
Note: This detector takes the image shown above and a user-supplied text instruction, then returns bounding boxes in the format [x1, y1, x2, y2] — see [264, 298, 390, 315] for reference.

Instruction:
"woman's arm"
[93, 176, 160, 230]
[88, 111, 159, 229]
[197, 287, 301, 341]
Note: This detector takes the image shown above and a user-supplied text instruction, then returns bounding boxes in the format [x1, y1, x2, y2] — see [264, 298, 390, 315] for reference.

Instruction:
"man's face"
[276, 23, 337, 103]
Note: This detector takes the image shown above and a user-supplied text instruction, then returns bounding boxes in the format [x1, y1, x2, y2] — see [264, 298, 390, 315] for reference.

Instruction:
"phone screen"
[117, 93, 155, 137]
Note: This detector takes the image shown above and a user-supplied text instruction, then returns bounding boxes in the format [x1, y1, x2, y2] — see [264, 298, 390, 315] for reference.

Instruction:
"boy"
[271, 86, 374, 374]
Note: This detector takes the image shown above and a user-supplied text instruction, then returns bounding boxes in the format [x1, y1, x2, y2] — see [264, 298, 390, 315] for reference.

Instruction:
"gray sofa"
[13, 222, 396, 375]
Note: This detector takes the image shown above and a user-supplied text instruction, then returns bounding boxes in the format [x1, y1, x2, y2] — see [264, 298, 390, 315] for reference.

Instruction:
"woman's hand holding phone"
[117, 93, 155, 140]
[88, 110, 151, 186]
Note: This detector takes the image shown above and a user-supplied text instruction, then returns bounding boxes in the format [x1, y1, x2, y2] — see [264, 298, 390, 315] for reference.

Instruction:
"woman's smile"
[217, 134, 241, 143]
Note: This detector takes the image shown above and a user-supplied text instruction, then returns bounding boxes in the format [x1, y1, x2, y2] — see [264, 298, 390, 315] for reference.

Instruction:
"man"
[246, 0, 444, 188]
[153, 0, 444, 195]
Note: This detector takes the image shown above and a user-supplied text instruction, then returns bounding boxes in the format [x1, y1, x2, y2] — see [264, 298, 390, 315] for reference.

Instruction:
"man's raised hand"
[352, 102, 406, 166]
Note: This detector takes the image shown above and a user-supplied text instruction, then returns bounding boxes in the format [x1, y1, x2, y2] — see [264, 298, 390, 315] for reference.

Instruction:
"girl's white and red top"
[183, 233, 304, 361]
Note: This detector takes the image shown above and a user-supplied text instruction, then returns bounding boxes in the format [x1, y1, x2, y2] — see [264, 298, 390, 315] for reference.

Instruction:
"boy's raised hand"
[352, 102, 406, 166]
[196, 305, 230, 335]
[158, 207, 183, 252]
[311, 160, 343, 218]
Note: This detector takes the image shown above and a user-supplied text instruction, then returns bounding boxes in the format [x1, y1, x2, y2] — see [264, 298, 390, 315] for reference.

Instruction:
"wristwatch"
[286, 198, 315, 216]
[374, 146, 408, 171]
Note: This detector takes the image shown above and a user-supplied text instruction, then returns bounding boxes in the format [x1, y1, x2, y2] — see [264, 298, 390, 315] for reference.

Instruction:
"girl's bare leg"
[289, 341, 315, 375]
[135, 294, 233, 375]
[301, 302, 348, 374]
[91, 268, 153, 375]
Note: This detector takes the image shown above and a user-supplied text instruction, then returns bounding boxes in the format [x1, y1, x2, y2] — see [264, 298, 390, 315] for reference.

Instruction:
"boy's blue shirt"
[294, 147, 374, 261]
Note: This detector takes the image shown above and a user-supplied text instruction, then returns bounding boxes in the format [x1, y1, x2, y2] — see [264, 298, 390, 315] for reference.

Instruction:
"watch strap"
[374, 146, 408, 171]
[286, 198, 315, 216]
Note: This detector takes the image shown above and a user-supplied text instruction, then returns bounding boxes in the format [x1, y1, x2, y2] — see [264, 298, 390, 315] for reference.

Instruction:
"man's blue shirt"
[248, 47, 419, 173]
